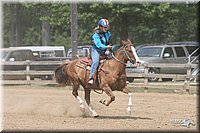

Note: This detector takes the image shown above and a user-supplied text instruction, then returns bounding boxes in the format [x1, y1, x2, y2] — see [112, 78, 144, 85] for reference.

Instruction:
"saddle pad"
[81, 57, 92, 66]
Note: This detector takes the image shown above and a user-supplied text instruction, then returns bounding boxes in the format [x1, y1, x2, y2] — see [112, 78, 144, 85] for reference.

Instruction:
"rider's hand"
[106, 45, 112, 49]
[105, 50, 110, 55]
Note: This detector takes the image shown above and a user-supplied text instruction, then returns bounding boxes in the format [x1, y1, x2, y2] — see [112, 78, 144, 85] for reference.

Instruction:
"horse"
[55, 39, 136, 117]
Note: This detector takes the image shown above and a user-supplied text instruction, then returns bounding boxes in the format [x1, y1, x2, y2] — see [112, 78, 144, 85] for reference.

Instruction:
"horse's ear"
[121, 40, 125, 46]
[126, 39, 130, 43]
[127, 39, 134, 45]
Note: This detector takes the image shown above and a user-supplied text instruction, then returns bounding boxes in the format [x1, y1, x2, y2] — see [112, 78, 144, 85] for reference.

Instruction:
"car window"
[174, 47, 186, 57]
[55, 50, 64, 57]
[163, 47, 174, 57]
[10, 51, 22, 61]
[185, 46, 199, 56]
[1, 51, 8, 59]
[21, 51, 34, 60]
[67, 47, 91, 58]
[137, 47, 162, 57]
[39, 51, 55, 58]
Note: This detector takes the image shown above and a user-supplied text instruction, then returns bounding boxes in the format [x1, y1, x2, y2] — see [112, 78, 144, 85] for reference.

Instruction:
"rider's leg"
[89, 49, 100, 83]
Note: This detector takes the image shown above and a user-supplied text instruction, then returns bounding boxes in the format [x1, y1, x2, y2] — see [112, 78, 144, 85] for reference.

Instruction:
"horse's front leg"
[122, 86, 133, 115]
[99, 84, 115, 106]
[84, 88, 99, 117]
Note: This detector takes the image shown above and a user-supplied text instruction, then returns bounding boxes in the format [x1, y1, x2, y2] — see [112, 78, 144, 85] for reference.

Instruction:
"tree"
[3, 2, 198, 48]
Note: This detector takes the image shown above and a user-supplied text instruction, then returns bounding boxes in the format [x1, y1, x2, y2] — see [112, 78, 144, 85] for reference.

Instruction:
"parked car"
[126, 41, 199, 82]
[1, 48, 36, 80]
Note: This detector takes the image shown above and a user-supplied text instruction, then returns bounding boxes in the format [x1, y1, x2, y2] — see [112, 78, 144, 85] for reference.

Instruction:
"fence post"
[184, 64, 191, 94]
[144, 66, 149, 93]
[25, 60, 31, 83]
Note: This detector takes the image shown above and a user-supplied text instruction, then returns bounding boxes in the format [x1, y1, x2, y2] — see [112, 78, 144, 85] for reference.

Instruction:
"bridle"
[111, 45, 135, 66]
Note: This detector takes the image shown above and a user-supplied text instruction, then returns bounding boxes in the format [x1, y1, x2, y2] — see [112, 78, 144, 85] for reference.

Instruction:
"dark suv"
[126, 41, 199, 82]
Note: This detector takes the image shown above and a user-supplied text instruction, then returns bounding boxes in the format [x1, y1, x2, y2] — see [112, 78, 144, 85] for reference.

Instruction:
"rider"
[88, 18, 113, 84]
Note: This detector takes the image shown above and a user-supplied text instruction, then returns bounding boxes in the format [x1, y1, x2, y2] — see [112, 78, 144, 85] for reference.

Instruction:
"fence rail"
[1, 60, 199, 94]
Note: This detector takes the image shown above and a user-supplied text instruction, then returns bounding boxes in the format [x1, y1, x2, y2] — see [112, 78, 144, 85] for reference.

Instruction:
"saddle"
[78, 56, 108, 86]
[80, 56, 107, 67]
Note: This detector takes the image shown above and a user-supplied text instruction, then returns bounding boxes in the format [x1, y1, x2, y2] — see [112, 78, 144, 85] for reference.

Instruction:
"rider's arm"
[92, 33, 107, 50]
[106, 31, 112, 52]
[106, 31, 112, 45]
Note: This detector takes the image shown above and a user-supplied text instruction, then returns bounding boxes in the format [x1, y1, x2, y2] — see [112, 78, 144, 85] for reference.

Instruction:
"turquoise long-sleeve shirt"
[92, 30, 112, 51]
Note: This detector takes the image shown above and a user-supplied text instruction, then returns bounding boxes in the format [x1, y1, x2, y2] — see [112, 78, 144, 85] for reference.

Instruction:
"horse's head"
[120, 39, 136, 64]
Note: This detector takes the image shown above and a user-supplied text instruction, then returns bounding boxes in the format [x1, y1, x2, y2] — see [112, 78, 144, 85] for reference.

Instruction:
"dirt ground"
[2, 83, 199, 132]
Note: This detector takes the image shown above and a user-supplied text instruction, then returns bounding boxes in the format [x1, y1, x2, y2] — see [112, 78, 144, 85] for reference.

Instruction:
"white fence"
[1, 60, 199, 94]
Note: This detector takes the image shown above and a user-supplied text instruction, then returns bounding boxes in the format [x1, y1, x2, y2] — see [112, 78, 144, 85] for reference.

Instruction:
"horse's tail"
[54, 63, 70, 85]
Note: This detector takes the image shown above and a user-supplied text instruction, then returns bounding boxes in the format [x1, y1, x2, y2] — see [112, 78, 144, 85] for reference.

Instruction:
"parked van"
[126, 41, 199, 82]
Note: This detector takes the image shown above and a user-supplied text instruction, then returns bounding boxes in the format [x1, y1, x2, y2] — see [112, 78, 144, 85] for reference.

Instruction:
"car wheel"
[148, 68, 159, 82]
[127, 77, 134, 83]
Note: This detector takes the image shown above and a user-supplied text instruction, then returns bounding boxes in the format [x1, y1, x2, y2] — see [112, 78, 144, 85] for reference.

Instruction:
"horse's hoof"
[94, 114, 99, 118]
[92, 113, 99, 117]
[90, 111, 99, 117]
[127, 111, 131, 115]
[126, 109, 131, 115]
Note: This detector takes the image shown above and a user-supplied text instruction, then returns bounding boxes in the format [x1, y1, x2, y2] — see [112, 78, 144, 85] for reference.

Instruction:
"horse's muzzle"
[129, 58, 135, 64]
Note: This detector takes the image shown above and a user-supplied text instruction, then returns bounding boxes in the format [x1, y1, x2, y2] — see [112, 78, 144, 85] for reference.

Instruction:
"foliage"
[2, 2, 198, 48]
[22, 27, 41, 45]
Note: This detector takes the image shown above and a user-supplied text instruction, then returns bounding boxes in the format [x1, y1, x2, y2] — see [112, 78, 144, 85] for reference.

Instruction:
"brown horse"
[55, 39, 136, 117]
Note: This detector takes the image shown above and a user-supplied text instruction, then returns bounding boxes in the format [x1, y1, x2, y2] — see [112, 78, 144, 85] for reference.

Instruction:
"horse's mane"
[111, 44, 121, 52]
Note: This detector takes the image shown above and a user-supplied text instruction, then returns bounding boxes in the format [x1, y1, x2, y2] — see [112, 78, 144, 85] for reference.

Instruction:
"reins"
[111, 45, 133, 66]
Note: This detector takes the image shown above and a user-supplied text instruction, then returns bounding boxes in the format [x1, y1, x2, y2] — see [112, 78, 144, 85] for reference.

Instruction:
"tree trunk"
[8, 4, 15, 47]
[71, 3, 78, 60]
[42, 21, 51, 46]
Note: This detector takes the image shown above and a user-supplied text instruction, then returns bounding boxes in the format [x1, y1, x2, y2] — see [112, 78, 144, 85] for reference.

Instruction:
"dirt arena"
[2, 83, 199, 132]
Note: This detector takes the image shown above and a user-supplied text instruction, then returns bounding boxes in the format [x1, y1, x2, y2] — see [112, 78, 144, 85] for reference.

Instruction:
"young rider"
[88, 18, 112, 84]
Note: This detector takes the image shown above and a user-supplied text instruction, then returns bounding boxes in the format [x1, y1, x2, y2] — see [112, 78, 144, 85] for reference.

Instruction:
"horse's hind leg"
[71, 82, 85, 112]
[84, 88, 99, 117]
